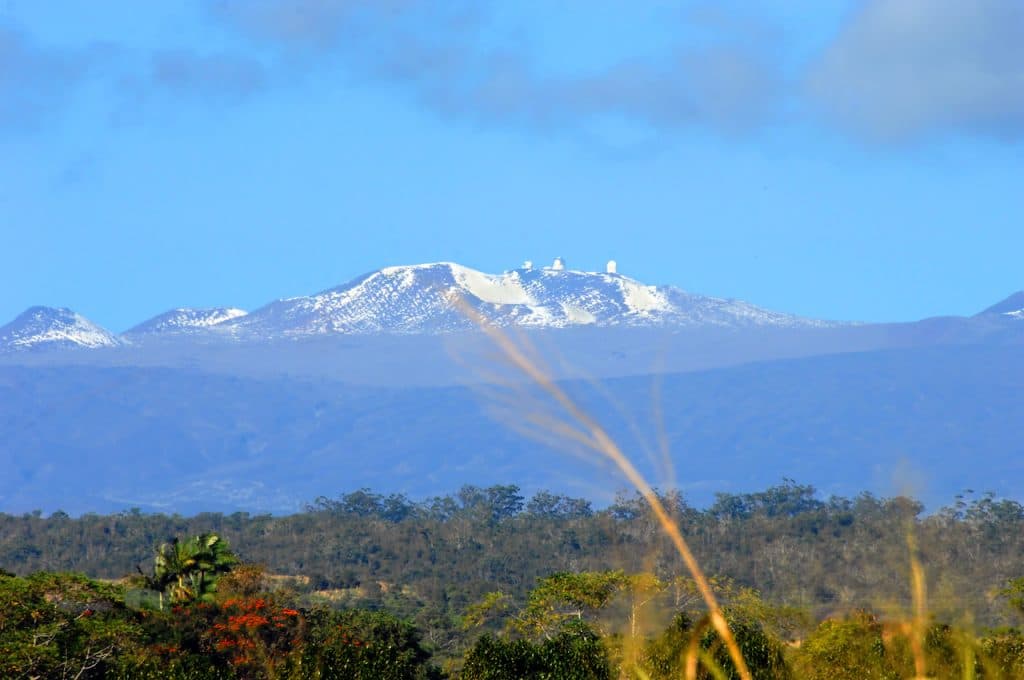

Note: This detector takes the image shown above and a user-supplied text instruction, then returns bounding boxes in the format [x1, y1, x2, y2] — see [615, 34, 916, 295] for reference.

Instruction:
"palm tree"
[143, 533, 239, 609]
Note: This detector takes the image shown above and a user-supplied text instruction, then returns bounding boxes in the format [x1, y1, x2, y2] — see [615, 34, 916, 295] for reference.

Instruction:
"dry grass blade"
[451, 294, 753, 680]
[907, 527, 929, 680]
[684, 615, 712, 680]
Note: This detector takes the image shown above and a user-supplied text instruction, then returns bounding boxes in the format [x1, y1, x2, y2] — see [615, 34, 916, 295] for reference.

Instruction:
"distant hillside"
[2, 342, 1022, 514]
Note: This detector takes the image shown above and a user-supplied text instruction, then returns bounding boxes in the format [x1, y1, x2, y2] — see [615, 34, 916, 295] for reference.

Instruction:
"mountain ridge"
[223, 261, 835, 338]
[977, 291, 1024, 318]
[125, 307, 248, 337]
[2, 261, 1020, 354]
[0, 261, 836, 352]
[0, 307, 123, 354]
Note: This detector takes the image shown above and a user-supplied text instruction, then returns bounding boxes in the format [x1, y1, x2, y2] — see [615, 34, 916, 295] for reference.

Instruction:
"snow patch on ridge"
[126, 307, 248, 336]
[619, 278, 671, 314]
[222, 261, 836, 337]
[452, 265, 534, 306]
[561, 303, 597, 324]
[0, 307, 122, 352]
[0, 262, 844, 350]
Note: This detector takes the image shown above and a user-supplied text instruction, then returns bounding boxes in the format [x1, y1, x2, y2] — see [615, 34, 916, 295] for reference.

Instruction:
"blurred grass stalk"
[452, 293, 753, 680]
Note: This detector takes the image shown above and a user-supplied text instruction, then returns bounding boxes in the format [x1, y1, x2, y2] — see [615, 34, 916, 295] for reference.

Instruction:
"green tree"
[460, 634, 542, 679]
[641, 611, 789, 680]
[1000, 577, 1024, 619]
[462, 621, 612, 680]
[303, 608, 442, 679]
[518, 571, 628, 639]
[140, 533, 239, 609]
[790, 611, 898, 680]
[0, 571, 144, 679]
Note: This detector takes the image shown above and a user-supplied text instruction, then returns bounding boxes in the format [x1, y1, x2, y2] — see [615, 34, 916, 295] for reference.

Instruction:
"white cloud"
[808, 0, 1024, 141]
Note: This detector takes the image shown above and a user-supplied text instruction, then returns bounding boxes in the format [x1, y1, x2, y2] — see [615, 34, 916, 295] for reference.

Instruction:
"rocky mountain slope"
[0, 307, 122, 353]
[1, 261, 837, 351]
[125, 307, 248, 337]
[191, 261, 835, 338]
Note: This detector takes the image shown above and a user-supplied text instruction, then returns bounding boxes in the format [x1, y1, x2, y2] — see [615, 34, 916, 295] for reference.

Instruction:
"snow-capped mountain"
[222, 261, 833, 337]
[13, 263, 1024, 351]
[977, 291, 1024, 319]
[125, 307, 248, 337]
[0, 306, 123, 353]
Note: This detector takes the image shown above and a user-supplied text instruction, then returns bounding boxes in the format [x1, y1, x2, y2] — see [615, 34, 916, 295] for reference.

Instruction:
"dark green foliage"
[790, 611, 897, 680]
[981, 631, 1024, 678]
[303, 608, 442, 679]
[710, 617, 790, 680]
[3, 483, 1024, 672]
[108, 654, 225, 680]
[789, 612, 972, 680]
[142, 533, 239, 607]
[5, 483, 1017, 633]
[0, 562, 441, 679]
[640, 612, 697, 678]
[462, 622, 612, 680]
[536, 621, 613, 679]
[1000, 577, 1024, 618]
[520, 571, 628, 637]
[710, 480, 824, 519]
[640, 612, 789, 680]
[460, 634, 543, 679]
[525, 491, 593, 519]
[311, 489, 418, 523]
[0, 571, 142, 679]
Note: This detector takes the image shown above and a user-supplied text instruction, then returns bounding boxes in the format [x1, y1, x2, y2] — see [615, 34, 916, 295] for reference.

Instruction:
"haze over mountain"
[2, 341, 1022, 515]
[1, 262, 1022, 515]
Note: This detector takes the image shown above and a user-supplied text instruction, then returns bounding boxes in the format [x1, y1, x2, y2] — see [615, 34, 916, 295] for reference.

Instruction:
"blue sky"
[1, 0, 1022, 331]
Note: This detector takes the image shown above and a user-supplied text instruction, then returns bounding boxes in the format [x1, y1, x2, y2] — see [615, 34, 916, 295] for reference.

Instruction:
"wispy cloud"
[0, 21, 268, 132]
[150, 50, 267, 101]
[6, 2, 1024, 144]
[808, 0, 1024, 141]
[0, 26, 109, 130]
[207, 0, 785, 135]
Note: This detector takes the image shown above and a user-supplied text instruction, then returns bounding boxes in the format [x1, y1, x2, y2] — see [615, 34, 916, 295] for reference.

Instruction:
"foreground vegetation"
[2, 482, 1024, 677]
[3, 548, 1024, 678]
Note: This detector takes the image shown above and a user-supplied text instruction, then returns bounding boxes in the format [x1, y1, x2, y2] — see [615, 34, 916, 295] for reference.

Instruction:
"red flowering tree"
[205, 596, 306, 677]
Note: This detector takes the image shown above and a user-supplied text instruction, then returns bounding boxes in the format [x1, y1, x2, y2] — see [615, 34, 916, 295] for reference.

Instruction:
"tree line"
[4, 545, 1024, 678]
[1, 481, 1023, 668]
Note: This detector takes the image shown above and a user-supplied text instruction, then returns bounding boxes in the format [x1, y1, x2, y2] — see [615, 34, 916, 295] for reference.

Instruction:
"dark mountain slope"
[1, 342, 1022, 514]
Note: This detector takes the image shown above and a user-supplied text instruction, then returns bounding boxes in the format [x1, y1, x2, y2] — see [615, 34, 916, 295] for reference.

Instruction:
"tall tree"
[146, 533, 238, 608]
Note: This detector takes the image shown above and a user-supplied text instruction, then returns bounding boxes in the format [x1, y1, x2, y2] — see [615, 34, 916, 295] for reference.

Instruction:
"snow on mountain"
[223, 261, 833, 337]
[0, 306, 123, 353]
[125, 307, 248, 337]
[977, 291, 1024, 319]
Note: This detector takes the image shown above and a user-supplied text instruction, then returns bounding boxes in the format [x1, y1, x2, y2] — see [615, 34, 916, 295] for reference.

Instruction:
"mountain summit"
[0, 306, 122, 353]
[221, 261, 832, 337]
[7, 263, 1023, 349]
[977, 291, 1024, 319]
[125, 307, 248, 337]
